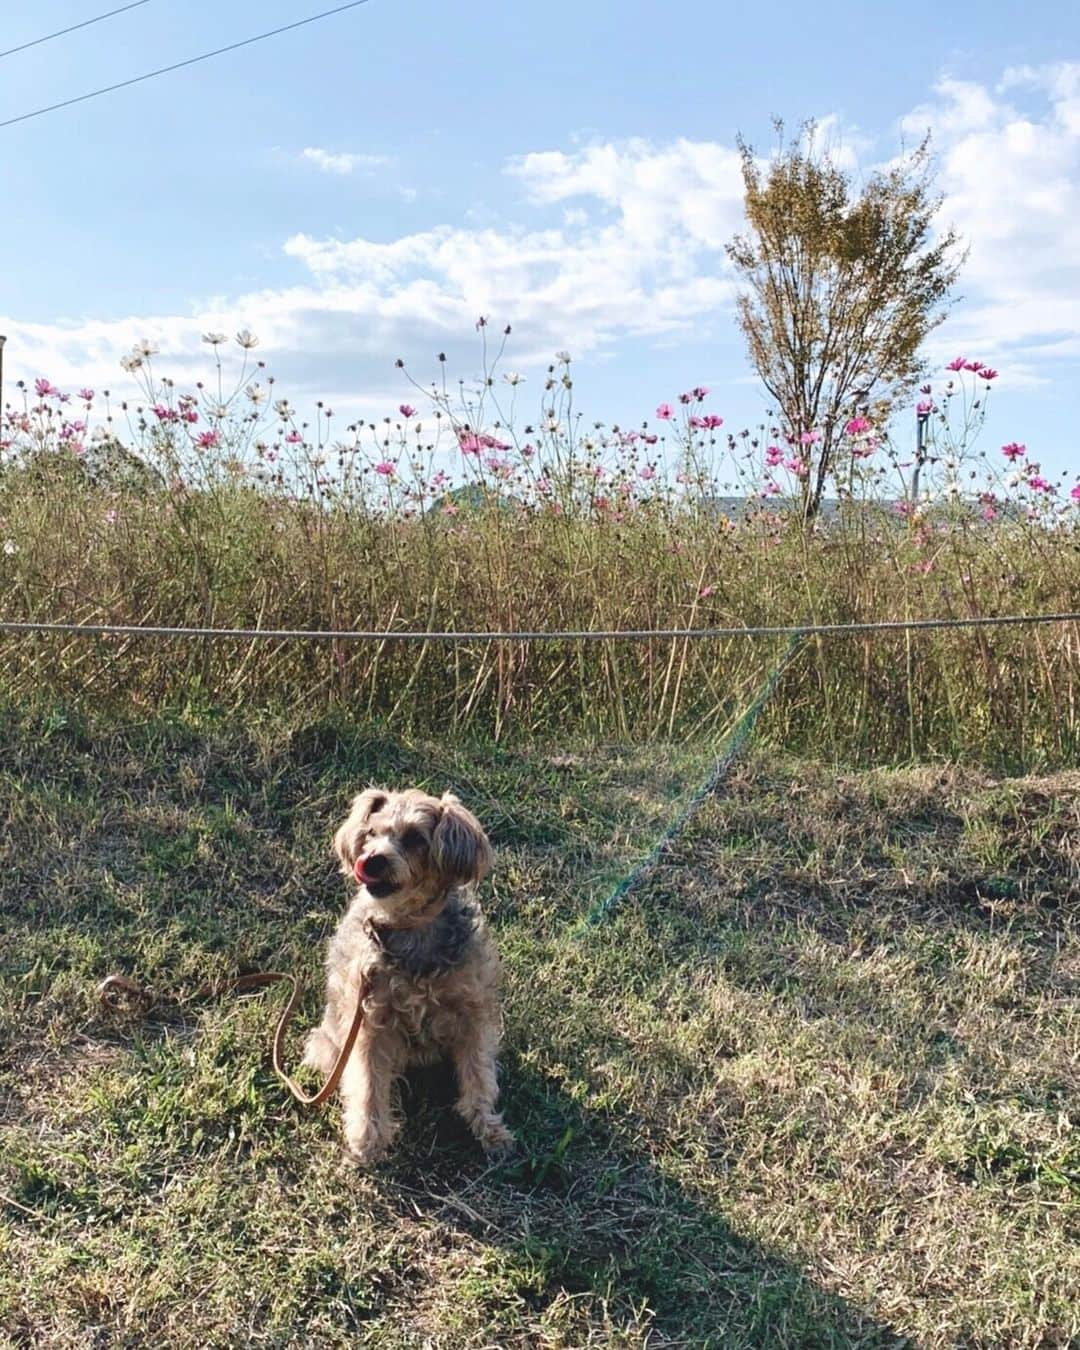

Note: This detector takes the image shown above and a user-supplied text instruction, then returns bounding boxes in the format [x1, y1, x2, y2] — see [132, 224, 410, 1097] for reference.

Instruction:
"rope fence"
[1, 611, 1080, 642]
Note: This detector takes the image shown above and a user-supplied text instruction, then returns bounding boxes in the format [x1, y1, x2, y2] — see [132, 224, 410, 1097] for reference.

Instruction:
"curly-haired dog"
[304, 787, 514, 1164]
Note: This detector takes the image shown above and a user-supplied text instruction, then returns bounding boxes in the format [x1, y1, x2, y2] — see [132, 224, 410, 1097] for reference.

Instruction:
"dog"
[304, 787, 514, 1164]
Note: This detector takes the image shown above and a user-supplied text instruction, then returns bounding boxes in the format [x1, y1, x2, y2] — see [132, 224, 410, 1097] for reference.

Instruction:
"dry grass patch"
[1, 711, 1077, 1346]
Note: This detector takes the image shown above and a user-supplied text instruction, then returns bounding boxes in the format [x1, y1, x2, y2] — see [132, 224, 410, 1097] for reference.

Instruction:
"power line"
[0, 2, 153, 61]
[0, 612, 1078, 643]
[0, 0, 373, 130]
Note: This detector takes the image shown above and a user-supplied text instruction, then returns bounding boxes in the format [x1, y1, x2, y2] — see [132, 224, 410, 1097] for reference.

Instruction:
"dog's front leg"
[450, 1019, 515, 1154]
[339, 1028, 404, 1165]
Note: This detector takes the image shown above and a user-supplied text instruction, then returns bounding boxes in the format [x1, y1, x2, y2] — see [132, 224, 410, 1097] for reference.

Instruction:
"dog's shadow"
[368, 1055, 905, 1347]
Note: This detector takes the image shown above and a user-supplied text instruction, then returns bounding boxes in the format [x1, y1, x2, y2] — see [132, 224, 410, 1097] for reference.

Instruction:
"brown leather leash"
[96, 969, 370, 1108]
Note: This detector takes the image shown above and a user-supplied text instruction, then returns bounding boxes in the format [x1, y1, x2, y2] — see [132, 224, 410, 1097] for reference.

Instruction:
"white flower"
[561, 373, 572, 389]
[555, 350, 572, 364]
[119, 353, 143, 372]
[1007, 472, 1022, 488]
[209, 403, 230, 419]
[134, 340, 158, 359]
[275, 399, 291, 418]
[547, 418, 559, 433]
[245, 383, 266, 405]
[2, 539, 16, 555]
[202, 332, 227, 346]
[235, 329, 259, 350]
[503, 372, 524, 386]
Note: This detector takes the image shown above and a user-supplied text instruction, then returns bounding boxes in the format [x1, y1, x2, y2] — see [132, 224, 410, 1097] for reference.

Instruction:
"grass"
[1, 706, 1078, 1347]
[3, 452, 1080, 765]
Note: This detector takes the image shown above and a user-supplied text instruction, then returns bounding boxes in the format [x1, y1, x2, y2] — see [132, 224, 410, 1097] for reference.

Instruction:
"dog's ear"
[431, 793, 493, 886]
[332, 787, 387, 865]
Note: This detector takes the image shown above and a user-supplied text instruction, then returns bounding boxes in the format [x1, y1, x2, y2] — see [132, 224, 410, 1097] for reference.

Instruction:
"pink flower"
[399, 404, 417, 418]
[1001, 442, 1026, 461]
[894, 500, 913, 517]
[689, 416, 705, 429]
[641, 433, 658, 445]
[765, 445, 784, 467]
[784, 457, 809, 478]
[678, 392, 693, 405]
[916, 399, 935, 416]
[521, 444, 535, 458]
[692, 386, 710, 401]
[196, 430, 220, 449]
[34, 378, 61, 399]
[1070, 484, 1080, 503]
[1028, 475, 1054, 493]
[285, 431, 303, 445]
[152, 404, 179, 423]
[655, 403, 673, 421]
[981, 506, 997, 521]
[442, 503, 459, 516]
[963, 360, 984, 373]
[375, 461, 395, 477]
[844, 416, 871, 436]
[946, 357, 967, 372]
[763, 479, 781, 496]
[181, 409, 199, 424]
[980, 367, 998, 381]
[638, 465, 657, 481]
[78, 388, 94, 403]
[699, 584, 716, 598]
[701, 413, 723, 430]
[798, 430, 821, 446]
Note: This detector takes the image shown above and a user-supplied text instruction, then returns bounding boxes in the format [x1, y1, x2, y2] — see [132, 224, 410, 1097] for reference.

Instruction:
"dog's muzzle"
[354, 852, 397, 895]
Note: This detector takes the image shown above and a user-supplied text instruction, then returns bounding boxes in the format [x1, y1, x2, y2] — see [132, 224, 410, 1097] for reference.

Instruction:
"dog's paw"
[342, 1133, 388, 1168]
[461, 1107, 516, 1156]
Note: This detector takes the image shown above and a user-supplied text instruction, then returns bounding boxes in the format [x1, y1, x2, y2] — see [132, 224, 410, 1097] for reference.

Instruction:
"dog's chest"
[381, 970, 464, 1055]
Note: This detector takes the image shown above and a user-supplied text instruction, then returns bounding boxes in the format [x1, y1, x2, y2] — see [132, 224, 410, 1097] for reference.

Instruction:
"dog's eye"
[401, 827, 425, 851]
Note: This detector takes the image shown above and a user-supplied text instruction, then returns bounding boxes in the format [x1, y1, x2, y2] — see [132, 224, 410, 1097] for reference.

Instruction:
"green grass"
[1, 707, 1078, 1346]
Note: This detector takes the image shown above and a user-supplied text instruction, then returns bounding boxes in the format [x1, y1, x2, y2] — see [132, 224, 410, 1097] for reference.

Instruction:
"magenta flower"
[641, 433, 658, 445]
[979, 367, 998, 381]
[1001, 442, 1026, 461]
[78, 388, 95, 403]
[655, 403, 673, 421]
[35, 378, 61, 399]
[946, 357, 967, 372]
[699, 584, 716, 598]
[701, 413, 723, 430]
[981, 506, 997, 522]
[181, 409, 199, 424]
[375, 461, 395, 477]
[399, 404, 417, 418]
[678, 392, 693, 405]
[765, 445, 784, 467]
[1070, 484, 1080, 502]
[963, 360, 984, 373]
[692, 386, 710, 401]
[638, 465, 657, 481]
[844, 416, 871, 436]
[689, 416, 705, 429]
[458, 431, 482, 454]
[196, 430, 220, 449]
[1028, 475, 1054, 493]
[798, 430, 821, 446]
[285, 431, 303, 445]
[916, 399, 935, 416]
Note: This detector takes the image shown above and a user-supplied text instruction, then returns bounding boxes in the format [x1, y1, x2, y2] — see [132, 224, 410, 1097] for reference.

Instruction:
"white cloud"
[299, 147, 391, 175]
[903, 66, 1080, 374]
[5, 76, 1080, 424]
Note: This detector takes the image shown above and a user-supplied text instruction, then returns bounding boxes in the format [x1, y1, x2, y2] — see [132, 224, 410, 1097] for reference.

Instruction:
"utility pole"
[0, 335, 6, 417]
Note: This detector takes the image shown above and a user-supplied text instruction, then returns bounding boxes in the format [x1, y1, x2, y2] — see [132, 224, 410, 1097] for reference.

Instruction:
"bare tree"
[727, 122, 964, 519]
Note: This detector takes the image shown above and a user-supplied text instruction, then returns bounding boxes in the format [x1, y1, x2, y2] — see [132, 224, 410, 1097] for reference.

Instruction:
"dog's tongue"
[353, 857, 370, 883]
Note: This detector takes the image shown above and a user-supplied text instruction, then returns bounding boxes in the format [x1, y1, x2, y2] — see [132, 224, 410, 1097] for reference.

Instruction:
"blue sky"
[2, 0, 1078, 477]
